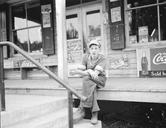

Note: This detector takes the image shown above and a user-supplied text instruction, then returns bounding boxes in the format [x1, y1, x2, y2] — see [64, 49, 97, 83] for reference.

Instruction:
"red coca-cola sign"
[150, 47, 166, 71]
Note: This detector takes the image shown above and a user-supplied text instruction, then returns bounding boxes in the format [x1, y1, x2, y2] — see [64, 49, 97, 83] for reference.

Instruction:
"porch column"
[55, 0, 68, 81]
[55, 2, 74, 128]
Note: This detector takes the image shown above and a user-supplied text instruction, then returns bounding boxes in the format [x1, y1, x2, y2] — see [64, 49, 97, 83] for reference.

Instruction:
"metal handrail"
[0, 41, 87, 128]
[0, 41, 86, 101]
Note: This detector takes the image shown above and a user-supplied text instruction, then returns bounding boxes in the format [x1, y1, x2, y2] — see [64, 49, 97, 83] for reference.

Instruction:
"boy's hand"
[87, 69, 98, 80]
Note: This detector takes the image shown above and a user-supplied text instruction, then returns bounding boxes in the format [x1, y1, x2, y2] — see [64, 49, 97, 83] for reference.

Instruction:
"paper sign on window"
[138, 26, 149, 43]
[41, 4, 51, 28]
[111, 7, 121, 23]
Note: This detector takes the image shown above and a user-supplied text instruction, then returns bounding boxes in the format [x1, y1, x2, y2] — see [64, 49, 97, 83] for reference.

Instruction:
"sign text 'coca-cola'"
[150, 47, 166, 71]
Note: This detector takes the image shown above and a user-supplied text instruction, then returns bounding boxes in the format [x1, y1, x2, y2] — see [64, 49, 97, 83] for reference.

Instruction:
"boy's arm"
[70, 69, 89, 76]
[70, 68, 100, 80]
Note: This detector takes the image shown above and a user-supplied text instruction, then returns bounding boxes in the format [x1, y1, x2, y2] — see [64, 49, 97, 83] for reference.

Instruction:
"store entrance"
[66, 3, 103, 75]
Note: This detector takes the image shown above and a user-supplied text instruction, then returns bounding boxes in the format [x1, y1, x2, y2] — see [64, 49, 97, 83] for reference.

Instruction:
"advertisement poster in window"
[67, 40, 83, 64]
[150, 47, 166, 71]
[41, 4, 51, 28]
[138, 26, 148, 43]
[67, 40, 83, 77]
[137, 47, 166, 77]
[136, 48, 150, 77]
[66, 17, 79, 40]
[106, 54, 128, 77]
[111, 6, 121, 23]
[109, 0, 125, 49]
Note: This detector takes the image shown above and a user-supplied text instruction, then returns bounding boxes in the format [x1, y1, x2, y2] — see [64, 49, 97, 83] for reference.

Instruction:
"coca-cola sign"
[153, 53, 166, 65]
[150, 47, 166, 71]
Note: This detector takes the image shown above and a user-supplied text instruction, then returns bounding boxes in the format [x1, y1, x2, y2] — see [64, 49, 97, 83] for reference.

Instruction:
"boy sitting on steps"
[70, 39, 106, 125]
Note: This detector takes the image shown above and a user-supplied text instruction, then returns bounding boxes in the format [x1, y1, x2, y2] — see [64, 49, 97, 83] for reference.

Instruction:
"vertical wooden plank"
[0, 46, 5, 111]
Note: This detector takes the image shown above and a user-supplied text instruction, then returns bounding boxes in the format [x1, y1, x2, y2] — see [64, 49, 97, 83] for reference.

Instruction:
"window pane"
[86, 10, 101, 39]
[12, 4, 26, 29]
[14, 30, 28, 52]
[127, 0, 156, 8]
[27, 0, 41, 27]
[159, 0, 166, 3]
[29, 27, 43, 52]
[66, 14, 79, 40]
[160, 4, 166, 40]
[82, 0, 96, 3]
[128, 6, 158, 44]
[66, 0, 80, 7]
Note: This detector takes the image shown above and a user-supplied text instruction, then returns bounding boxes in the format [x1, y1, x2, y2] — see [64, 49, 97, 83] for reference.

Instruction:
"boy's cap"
[88, 39, 101, 48]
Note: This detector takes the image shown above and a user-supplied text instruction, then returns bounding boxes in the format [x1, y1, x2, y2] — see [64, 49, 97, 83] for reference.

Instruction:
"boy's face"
[89, 45, 100, 58]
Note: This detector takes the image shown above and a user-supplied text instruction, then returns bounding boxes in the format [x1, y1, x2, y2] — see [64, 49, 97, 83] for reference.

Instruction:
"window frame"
[124, 0, 166, 49]
[10, 1, 42, 55]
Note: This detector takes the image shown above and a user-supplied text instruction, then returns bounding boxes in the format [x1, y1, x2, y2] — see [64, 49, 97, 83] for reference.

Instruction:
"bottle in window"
[141, 51, 148, 76]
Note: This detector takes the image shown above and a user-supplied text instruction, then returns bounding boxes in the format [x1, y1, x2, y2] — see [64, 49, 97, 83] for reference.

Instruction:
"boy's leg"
[91, 89, 100, 124]
[91, 89, 99, 124]
[91, 111, 98, 125]
[92, 89, 100, 112]
[81, 76, 96, 108]
[74, 76, 96, 120]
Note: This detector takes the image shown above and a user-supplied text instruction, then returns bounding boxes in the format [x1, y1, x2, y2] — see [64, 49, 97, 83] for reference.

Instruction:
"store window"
[159, 0, 166, 3]
[66, 14, 79, 40]
[12, 0, 42, 53]
[126, 0, 166, 44]
[160, 3, 166, 40]
[66, 0, 97, 7]
[86, 10, 101, 41]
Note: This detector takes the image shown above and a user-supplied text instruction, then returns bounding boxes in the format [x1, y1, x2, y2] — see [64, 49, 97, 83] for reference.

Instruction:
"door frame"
[66, 3, 104, 54]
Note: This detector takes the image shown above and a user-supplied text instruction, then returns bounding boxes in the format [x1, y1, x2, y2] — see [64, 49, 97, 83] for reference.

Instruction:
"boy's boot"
[91, 111, 98, 125]
[74, 107, 85, 122]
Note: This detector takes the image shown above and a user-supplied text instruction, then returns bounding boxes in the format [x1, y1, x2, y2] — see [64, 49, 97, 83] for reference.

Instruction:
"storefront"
[0, 0, 166, 79]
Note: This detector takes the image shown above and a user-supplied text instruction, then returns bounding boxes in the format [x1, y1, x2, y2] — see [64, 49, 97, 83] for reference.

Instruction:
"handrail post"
[0, 45, 5, 111]
[68, 91, 73, 128]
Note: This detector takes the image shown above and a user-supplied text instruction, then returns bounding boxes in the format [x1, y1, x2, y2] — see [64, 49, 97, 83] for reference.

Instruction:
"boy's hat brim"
[88, 40, 101, 48]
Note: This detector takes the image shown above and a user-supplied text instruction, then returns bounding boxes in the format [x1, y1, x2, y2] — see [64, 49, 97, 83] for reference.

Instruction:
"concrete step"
[5, 108, 86, 128]
[1, 94, 86, 128]
[1, 95, 67, 127]
[4, 79, 80, 97]
[5, 108, 69, 128]
[74, 119, 102, 128]
[4, 79, 82, 89]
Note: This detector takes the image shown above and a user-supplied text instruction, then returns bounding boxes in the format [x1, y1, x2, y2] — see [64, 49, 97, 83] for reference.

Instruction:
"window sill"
[12, 52, 46, 59]
[124, 40, 166, 51]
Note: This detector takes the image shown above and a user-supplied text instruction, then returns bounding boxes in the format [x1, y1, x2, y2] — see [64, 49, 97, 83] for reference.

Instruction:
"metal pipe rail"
[0, 41, 86, 128]
[0, 41, 86, 101]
